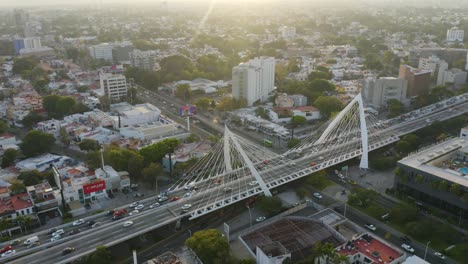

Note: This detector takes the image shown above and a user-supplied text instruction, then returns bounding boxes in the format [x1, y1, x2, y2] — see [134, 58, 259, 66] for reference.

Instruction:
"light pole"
[424, 241, 431, 260]
[246, 205, 252, 228]
[344, 201, 347, 218]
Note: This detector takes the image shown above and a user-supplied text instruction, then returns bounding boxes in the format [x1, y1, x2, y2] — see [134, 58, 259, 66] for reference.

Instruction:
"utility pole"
[424, 241, 431, 260]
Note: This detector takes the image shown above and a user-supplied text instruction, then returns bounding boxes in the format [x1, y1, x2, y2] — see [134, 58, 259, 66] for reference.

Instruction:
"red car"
[169, 196, 181, 202]
[0, 245, 12, 254]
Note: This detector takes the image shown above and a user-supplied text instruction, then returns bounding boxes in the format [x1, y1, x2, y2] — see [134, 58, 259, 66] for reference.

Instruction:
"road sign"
[179, 105, 197, 117]
[341, 166, 348, 171]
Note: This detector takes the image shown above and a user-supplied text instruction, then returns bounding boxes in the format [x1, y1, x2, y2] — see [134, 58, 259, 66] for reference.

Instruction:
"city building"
[19, 47, 54, 58]
[89, 43, 114, 61]
[16, 154, 73, 172]
[95, 165, 130, 193]
[395, 131, 468, 215]
[408, 48, 468, 71]
[270, 106, 321, 122]
[130, 49, 158, 71]
[446, 27, 464, 42]
[26, 181, 61, 219]
[0, 134, 18, 150]
[112, 43, 134, 64]
[275, 93, 294, 107]
[289, 94, 308, 106]
[232, 57, 275, 106]
[437, 68, 467, 89]
[279, 26, 296, 39]
[398, 65, 431, 98]
[363, 77, 407, 109]
[110, 102, 161, 127]
[418, 55, 448, 77]
[13, 37, 42, 54]
[99, 72, 128, 101]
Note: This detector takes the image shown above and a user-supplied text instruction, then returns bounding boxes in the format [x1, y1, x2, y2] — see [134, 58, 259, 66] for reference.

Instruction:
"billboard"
[179, 105, 197, 117]
[83, 180, 106, 194]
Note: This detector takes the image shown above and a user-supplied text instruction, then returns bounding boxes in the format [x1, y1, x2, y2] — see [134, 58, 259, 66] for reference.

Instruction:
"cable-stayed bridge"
[7, 93, 468, 264]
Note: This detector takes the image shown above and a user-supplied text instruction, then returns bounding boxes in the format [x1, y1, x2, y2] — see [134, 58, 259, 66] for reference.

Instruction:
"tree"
[141, 163, 163, 191]
[16, 215, 33, 233]
[348, 188, 378, 207]
[438, 180, 449, 192]
[88, 246, 112, 264]
[216, 96, 247, 112]
[288, 138, 301, 148]
[255, 107, 270, 120]
[86, 151, 101, 170]
[0, 120, 8, 134]
[8, 180, 26, 194]
[450, 183, 462, 196]
[2, 149, 18, 168]
[20, 130, 55, 157]
[18, 170, 46, 186]
[79, 139, 101, 152]
[176, 84, 192, 102]
[21, 112, 44, 128]
[139, 138, 181, 164]
[395, 141, 412, 154]
[59, 128, 70, 147]
[314, 96, 344, 118]
[308, 71, 331, 81]
[257, 196, 283, 215]
[42, 95, 77, 118]
[291, 115, 306, 126]
[185, 229, 231, 264]
[12, 57, 38, 75]
[0, 218, 13, 237]
[308, 79, 336, 93]
[391, 204, 419, 224]
[387, 99, 405, 118]
[65, 47, 80, 62]
[194, 97, 211, 111]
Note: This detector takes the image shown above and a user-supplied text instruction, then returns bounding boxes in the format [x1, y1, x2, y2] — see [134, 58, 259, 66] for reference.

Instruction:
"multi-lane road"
[4, 92, 468, 263]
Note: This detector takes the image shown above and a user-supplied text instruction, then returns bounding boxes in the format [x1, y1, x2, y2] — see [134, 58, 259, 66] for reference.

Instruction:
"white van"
[24, 236, 39, 245]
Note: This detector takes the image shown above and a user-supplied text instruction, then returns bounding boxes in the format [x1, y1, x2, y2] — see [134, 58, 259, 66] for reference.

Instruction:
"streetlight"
[424, 241, 431, 260]
[246, 205, 252, 228]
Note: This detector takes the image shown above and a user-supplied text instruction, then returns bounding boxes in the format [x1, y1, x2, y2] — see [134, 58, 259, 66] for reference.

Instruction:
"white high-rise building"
[363, 77, 407, 109]
[23, 37, 41, 49]
[446, 27, 464, 42]
[232, 57, 275, 106]
[89, 43, 114, 61]
[418, 55, 448, 77]
[99, 73, 128, 101]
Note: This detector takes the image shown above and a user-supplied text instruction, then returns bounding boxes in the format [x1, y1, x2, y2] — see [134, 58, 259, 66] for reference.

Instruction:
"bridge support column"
[356, 94, 368, 169]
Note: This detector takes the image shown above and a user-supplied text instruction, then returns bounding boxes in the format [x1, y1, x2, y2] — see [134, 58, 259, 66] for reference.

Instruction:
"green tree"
[21, 112, 44, 128]
[288, 138, 301, 148]
[395, 141, 412, 154]
[12, 57, 38, 75]
[462, 193, 468, 204]
[0, 120, 8, 134]
[139, 138, 181, 164]
[176, 84, 192, 102]
[438, 180, 449, 191]
[257, 196, 283, 215]
[291, 115, 307, 126]
[15, 215, 34, 233]
[88, 246, 112, 264]
[141, 163, 163, 191]
[308, 71, 331, 81]
[308, 79, 336, 93]
[1, 149, 18, 168]
[79, 139, 100, 151]
[387, 99, 405, 117]
[348, 188, 378, 207]
[86, 151, 101, 170]
[255, 107, 270, 120]
[185, 229, 231, 264]
[20, 130, 55, 157]
[0, 218, 13, 237]
[8, 180, 26, 194]
[391, 204, 419, 224]
[296, 187, 310, 199]
[18, 170, 46, 186]
[55, 96, 76, 117]
[59, 128, 70, 147]
[194, 97, 211, 111]
[314, 96, 344, 118]
[450, 183, 462, 196]
[65, 47, 80, 62]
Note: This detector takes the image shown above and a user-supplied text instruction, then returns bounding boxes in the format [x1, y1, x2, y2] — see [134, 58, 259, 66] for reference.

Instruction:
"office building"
[112, 43, 134, 64]
[418, 56, 448, 77]
[408, 48, 468, 70]
[289, 94, 308, 106]
[99, 73, 128, 101]
[89, 43, 114, 61]
[446, 27, 464, 42]
[363, 77, 407, 109]
[395, 131, 468, 215]
[398, 65, 431, 97]
[232, 57, 275, 106]
[130, 49, 158, 71]
[13, 37, 42, 54]
[437, 68, 467, 89]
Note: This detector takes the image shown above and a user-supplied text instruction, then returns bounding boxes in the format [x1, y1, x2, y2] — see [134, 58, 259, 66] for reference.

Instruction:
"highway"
[4, 93, 468, 263]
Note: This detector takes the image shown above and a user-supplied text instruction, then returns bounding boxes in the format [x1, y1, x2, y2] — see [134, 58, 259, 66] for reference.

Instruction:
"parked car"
[72, 219, 85, 226]
[364, 224, 376, 231]
[434, 252, 445, 260]
[313, 192, 323, 199]
[256, 216, 266, 223]
[401, 244, 414, 253]
[62, 247, 76, 255]
[123, 221, 134, 227]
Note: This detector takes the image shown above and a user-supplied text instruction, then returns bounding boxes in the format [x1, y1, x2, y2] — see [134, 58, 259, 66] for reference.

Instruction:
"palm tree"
[334, 253, 350, 264]
[0, 218, 13, 237]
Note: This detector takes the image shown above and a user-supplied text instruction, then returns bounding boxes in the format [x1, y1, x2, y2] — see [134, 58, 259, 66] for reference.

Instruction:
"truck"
[112, 209, 127, 220]
[24, 236, 39, 245]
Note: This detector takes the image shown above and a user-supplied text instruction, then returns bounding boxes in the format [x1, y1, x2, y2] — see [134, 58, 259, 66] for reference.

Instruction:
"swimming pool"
[459, 167, 468, 174]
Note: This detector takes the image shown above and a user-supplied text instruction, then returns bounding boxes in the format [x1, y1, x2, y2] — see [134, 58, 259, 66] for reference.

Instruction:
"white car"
[50, 235, 61, 242]
[158, 196, 168, 202]
[72, 219, 85, 226]
[338, 173, 345, 179]
[248, 181, 259, 186]
[183, 192, 192, 198]
[129, 209, 139, 216]
[223, 187, 232, 192]
[434, 252, 445, 260]
[401, 244, 415, 253]
[129, 202, 139, 208]
[181, 204, 192, 210]
[1, 250, 15, 258]
[135, 204, 144, 210]
[364, 224, 376, 231]
[123, 221, 133, 227]
[256, 216, 266, 222]
[313, 192, 323, 199]
[91, 222, 101, 228]
[288, 161, 296, 166]
[149, 203, 160, 209]
[52, 229, 65, 237]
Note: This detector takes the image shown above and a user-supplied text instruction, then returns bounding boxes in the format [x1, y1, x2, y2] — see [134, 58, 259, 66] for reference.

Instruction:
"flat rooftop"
[337, 234, 403, 264]
[398, 138, 468, 187]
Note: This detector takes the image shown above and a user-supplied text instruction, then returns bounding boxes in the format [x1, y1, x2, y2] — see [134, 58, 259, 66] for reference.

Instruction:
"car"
[26, 242, 40, 249]
[338, 173, 345, 179]
[289, 161, 296, 166]
[129, 202, 140, 208]
[72, 219, 85, 226]
[62, 247, 76, 255]
[87, 220, 96, 226]
[135, 204, 144, 210]
[400, 236, 411, 243]
[52, 229, 65, 237]
[310, 162, 317, 166]
[112, 215, 123, 221]
[169, 196, 181, 202]
[181, 204, 192, 210]
[348, 180, 357, 185]
[1, 250, 15, 258]
[313, 192, 323, 199]
[256, 216, 266, 222]
[223, 187, 233, 192]
[47, 228, 57, 235]
[248, 181, 259, 186]
[129, 209, 139, 216]
[183, 192, 192, 198]
[91, 222, 101, 228]
[434, 252, 445, 260]
[68, 229, 81, 235]
[364, 224, 376, 231]
[123, 221, 134, 227]
[0, 246, 12, 254]
[106, 210, 115, 216]
[158, 196, 169, 202]
[149, 203, 160, 209]
[51, 235, 62, 242]
[401, 244, 415, 253]
[9, 239, 20, 246]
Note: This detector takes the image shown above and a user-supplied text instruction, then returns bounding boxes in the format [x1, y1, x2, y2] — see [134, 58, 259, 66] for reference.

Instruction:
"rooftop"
[11, 193, 34, 210]
[336, 234, 403, 264]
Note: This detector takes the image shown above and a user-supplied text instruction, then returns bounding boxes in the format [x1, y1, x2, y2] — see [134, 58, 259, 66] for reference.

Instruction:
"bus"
[263, 139, 273, 148]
